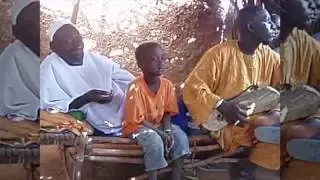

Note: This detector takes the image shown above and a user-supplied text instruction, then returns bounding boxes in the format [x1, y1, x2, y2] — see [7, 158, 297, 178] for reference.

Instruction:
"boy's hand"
[164, 130, 174, 153]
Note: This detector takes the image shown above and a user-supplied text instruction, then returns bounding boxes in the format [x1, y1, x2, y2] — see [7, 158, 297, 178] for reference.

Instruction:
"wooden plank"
[91, 143, 141, 150]
[86, 156, 144, 164]
[89, 145, 220, 157]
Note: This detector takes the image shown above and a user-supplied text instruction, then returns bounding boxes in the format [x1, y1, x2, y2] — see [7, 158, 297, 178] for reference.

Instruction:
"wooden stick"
[89, 145, 220, 157]
[90, 148, 143, 157]
[129, 148, 243, 180]
[184, 148, 242, 169]
[71, 0, 80, 24]
[72, 132, 88, 180]
[91, 135, 214, 145]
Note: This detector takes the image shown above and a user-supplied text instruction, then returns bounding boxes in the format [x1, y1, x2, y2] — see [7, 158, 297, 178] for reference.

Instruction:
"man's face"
[250, 9, 278, 44]
[51, 25, 84, 66]
[14, 2, 40, 56]
[283, 0, 320, 27]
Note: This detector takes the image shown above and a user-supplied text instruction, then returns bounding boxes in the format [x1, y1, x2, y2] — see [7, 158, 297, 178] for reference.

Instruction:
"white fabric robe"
[40, 51, 134, 134]
[0, 40, 40, 120]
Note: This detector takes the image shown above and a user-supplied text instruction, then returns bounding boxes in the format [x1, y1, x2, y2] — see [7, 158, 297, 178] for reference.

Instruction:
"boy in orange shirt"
[122, 42, 191, 180]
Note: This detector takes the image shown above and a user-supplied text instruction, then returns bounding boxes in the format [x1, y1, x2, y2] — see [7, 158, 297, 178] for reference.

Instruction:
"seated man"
[0, 0, 40, 121]
[183, 5, 281, 174]
[122, 42, 191, 180]
[40, 20, 134, 136]
[279, 0, 320, 163]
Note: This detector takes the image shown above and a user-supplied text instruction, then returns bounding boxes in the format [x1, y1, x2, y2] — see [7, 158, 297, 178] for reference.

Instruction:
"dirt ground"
[3, 145, 318, 180]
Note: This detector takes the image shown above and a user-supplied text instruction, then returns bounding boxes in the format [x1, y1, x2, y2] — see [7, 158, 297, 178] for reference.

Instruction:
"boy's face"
[139, 46, 166, 77]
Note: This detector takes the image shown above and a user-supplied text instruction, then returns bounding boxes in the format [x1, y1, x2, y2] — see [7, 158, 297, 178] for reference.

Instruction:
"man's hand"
[217, 100, 249, 125]
[83, 89, 114, 104]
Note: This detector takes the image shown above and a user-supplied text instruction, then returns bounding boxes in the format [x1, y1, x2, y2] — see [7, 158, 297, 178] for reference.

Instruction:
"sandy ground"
[0, 164, 29, 180]
[40, 145, 67, 180]
[0, 145, 319, 180]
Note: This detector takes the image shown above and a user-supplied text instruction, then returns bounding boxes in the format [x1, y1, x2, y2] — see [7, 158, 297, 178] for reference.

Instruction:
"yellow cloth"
[183, 40, 280, 125]
[183, 40, 281, 170]
[0, 117, 39, 144]
[281, 28, 320, 120]
[281, 27, 320, 89]
[281, 28, 320, 169]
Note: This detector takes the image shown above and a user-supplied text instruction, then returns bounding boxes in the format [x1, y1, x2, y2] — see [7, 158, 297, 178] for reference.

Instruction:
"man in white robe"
[0, 0, 40, 121]
[40, 20, 134, 136]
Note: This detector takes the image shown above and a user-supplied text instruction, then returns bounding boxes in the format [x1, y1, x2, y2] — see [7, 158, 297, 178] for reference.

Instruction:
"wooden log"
[86, 156, 205, 165]
[87, 156, 144, 164]
[89, 145, 220, 157]
[92, 143, 141, 150]
[91, 135, 214, 145]
[130, 148, 244, 180]
[191, 144, 220, 153]
[90, 148, 143, 157]
[72, 133, 88, 180]
[91, 137, 134, 144]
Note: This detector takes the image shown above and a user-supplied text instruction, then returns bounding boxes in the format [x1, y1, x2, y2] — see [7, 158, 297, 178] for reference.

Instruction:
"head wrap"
[48, 19, 76, 42]
[10, 0, 39, 25]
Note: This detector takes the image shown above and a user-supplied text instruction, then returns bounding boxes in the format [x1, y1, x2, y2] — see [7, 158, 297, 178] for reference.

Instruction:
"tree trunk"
[71, 0, 80, 24]
[248, 0, 255, 5]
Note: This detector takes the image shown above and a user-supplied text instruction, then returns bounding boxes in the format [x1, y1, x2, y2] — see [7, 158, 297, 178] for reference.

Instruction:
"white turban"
[48, 20, 76, 42]
[10, 0, 39, 25]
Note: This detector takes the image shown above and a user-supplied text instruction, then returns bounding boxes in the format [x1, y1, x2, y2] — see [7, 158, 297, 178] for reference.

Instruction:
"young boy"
[122, 42, 191, 180]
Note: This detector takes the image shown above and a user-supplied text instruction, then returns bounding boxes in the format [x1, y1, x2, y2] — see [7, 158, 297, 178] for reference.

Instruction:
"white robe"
[0, 40, 40, 120]
[40, 51, 134, 134]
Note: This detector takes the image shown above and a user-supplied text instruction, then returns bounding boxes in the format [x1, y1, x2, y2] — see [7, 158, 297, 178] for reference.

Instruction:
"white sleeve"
[40, 62, 74, 112]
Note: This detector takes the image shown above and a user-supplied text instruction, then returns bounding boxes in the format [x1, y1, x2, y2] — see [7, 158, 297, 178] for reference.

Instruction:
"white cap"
[10, 0, 39, 25]
[48, 20, 76, 42]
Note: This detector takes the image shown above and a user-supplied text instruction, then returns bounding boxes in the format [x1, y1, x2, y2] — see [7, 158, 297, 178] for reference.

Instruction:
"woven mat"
[0, 117, 39, 145]
[40, 111, 93, 136]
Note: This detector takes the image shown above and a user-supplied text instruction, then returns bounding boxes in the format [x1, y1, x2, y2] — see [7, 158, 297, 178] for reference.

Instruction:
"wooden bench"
[40, 112, 243, 180]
